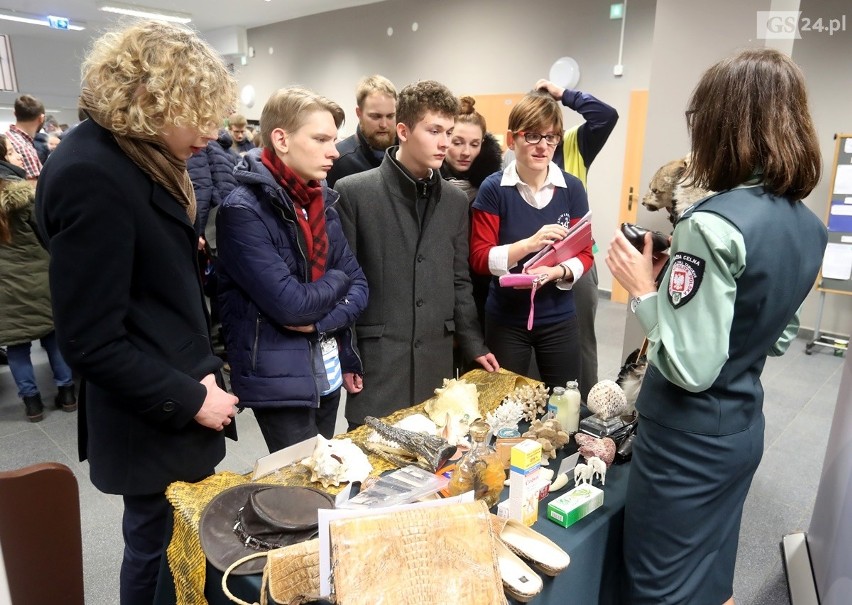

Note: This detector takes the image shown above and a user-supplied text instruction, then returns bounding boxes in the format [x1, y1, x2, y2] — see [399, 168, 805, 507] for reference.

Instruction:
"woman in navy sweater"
[470, 92, 593, 388]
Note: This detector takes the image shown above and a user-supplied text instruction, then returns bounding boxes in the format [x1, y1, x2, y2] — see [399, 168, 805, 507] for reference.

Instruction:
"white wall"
[0, 34, 89, 126]
[236, 0, 658, 312]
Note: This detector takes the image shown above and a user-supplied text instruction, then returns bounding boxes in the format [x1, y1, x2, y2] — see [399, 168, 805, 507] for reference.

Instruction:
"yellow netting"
[165, 368, 540, 604]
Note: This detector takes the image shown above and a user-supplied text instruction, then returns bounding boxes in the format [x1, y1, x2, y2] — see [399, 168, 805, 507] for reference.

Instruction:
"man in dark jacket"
[217, 87, 368, 451]
[335, 80, 498, 428]
[326, 75, 397, 188]
[35, 22, 238, 604]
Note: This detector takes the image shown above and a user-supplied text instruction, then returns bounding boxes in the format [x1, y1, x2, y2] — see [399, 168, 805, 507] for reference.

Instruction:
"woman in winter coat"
[217, 87, 368, 453]
[0, 134, 75, 422]
[440, 96, 503, 330]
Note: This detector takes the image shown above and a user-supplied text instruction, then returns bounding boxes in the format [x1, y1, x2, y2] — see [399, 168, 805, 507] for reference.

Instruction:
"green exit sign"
[610, 3, 624, 19]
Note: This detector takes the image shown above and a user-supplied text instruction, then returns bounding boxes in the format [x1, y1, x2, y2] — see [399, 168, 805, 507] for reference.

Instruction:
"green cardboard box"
[546, 484, 604, 528]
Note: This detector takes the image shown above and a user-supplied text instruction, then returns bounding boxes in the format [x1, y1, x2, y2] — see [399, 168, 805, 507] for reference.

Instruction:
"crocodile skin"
[330, 500, 506, 604]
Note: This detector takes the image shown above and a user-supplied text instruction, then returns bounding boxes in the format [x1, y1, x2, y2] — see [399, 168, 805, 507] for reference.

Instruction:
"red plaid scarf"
[261, 147, 328, 282]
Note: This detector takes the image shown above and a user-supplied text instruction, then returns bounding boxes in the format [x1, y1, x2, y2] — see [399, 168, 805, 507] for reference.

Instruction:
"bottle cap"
[552, 386, 566, 395]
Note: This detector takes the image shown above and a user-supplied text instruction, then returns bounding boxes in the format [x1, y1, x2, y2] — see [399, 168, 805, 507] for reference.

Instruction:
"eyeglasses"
[514, 131, 563, 146]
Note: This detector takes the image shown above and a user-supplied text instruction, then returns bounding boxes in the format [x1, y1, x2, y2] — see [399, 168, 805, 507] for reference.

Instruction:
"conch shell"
[301, 435, 372, 488]
[424, 378, 481, 432]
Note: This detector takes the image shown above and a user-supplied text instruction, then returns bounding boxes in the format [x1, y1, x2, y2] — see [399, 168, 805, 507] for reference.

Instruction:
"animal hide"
[642, 155, 713, 225]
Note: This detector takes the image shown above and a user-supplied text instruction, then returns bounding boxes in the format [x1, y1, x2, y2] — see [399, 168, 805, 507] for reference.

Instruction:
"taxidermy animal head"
[616, 348, 648, 414]
[642, 155, 713, 225]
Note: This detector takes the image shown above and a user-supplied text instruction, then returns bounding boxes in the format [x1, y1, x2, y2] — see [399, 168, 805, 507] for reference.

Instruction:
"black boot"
[55, 384, 77, 412]
[23, 394, 44, 422]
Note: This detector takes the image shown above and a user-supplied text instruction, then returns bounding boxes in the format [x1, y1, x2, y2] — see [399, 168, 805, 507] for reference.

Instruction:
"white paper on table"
[822, 243, 852, 281]
[251, 436, 317, 480]
[833, 165, 852, 195]
[317, 491, 475, 595]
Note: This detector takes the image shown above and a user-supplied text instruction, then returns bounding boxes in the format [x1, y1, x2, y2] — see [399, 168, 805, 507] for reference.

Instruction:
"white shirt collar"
[501, 160, 567, 190]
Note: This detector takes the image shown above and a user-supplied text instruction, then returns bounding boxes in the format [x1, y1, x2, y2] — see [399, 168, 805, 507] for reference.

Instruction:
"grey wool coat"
[335, 149, 489, 425]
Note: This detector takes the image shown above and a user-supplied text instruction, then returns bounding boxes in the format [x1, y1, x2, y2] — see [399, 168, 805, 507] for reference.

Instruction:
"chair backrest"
[0, 462, 84, 605]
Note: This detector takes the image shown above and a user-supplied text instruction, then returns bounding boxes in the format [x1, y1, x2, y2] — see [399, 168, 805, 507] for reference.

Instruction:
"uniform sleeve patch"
[667, 252, 705, 307]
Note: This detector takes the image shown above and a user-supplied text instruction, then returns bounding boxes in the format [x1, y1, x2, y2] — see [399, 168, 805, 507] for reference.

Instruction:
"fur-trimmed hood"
[441, 132, 504, 190]
[0, 179, 34, 214]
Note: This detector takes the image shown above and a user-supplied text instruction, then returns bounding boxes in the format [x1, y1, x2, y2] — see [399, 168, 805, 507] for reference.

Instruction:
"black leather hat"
[199, 484, 335, 575]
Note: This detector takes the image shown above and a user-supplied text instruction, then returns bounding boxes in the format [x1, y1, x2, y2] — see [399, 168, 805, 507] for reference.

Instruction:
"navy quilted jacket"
[216, 149, 367, 409]
[188, 132, 237, 236]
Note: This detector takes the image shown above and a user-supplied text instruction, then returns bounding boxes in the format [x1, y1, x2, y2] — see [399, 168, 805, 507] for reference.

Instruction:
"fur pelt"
[0, 179, 34, 213]
[615, 348, 648, 413]
[642, 155, 713, 225]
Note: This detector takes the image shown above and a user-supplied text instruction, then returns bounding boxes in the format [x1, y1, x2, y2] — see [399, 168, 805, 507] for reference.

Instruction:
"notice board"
[819, 134, 852, 295]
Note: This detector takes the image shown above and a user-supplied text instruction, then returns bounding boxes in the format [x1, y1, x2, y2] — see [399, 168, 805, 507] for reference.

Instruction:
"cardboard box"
[509, 441, 542, 526]
[510, 439, 542, 471]
[546, 484, 604, 528]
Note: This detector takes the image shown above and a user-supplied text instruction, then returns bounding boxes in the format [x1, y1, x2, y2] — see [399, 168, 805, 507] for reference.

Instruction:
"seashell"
[587, 380, 628, 420]
[574, 433, 617, 466]
[425, 378, 481, 430]
[300, 435, 372, 488]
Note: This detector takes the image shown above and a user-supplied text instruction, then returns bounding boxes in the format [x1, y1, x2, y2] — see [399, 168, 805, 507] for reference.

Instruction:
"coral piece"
[521, 418, 570, 465]
[574, 433, 617, 466]
[502, 383, 549, 423]
[485, 400, 525, 435]
[300, 435, 372, 488]
[587, 380, 628, 420]
[425, 378, 481, 433]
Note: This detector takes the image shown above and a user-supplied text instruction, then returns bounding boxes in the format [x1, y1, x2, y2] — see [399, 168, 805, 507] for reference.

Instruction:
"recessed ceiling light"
[0, 10, 85, 30]
[97, 2, 192, 24]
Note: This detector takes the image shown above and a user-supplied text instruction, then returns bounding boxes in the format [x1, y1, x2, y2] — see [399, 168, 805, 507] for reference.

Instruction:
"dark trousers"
[253, 388, 341, 453]
[572, 261, 599, 401]
[120, 492, 172, 605]
[485, 314, 582, 390]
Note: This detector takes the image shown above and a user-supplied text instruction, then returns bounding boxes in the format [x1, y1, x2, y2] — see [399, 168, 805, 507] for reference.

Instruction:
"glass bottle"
[548, 384, 581, 434]
[562, 380, 582, 433]
[446, 419, 505, 507]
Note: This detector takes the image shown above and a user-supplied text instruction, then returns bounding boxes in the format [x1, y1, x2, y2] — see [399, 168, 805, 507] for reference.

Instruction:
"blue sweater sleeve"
[561, 89, 619, 168]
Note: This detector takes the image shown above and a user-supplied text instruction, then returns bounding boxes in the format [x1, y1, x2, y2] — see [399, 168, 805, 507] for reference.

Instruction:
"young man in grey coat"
[335, 80, 499, 428]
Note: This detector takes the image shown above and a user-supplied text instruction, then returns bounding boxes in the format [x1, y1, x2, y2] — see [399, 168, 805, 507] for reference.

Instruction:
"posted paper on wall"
[834, 165, 852, 195]
[822, 243, 852, 281]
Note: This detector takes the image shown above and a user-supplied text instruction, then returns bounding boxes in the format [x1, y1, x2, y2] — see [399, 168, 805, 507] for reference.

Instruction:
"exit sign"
[47, 15, 70, 30]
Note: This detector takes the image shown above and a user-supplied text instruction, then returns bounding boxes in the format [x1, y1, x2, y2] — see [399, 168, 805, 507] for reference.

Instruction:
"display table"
[159, 369, 629, 604]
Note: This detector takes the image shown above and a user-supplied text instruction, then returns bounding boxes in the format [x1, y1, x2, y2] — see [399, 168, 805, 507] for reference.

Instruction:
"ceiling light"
[0, 10, 85, 30]
[97, 2, 192, 24]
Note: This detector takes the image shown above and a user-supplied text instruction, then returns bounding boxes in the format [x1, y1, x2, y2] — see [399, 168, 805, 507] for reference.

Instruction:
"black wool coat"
[35, 119, 230, 495]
